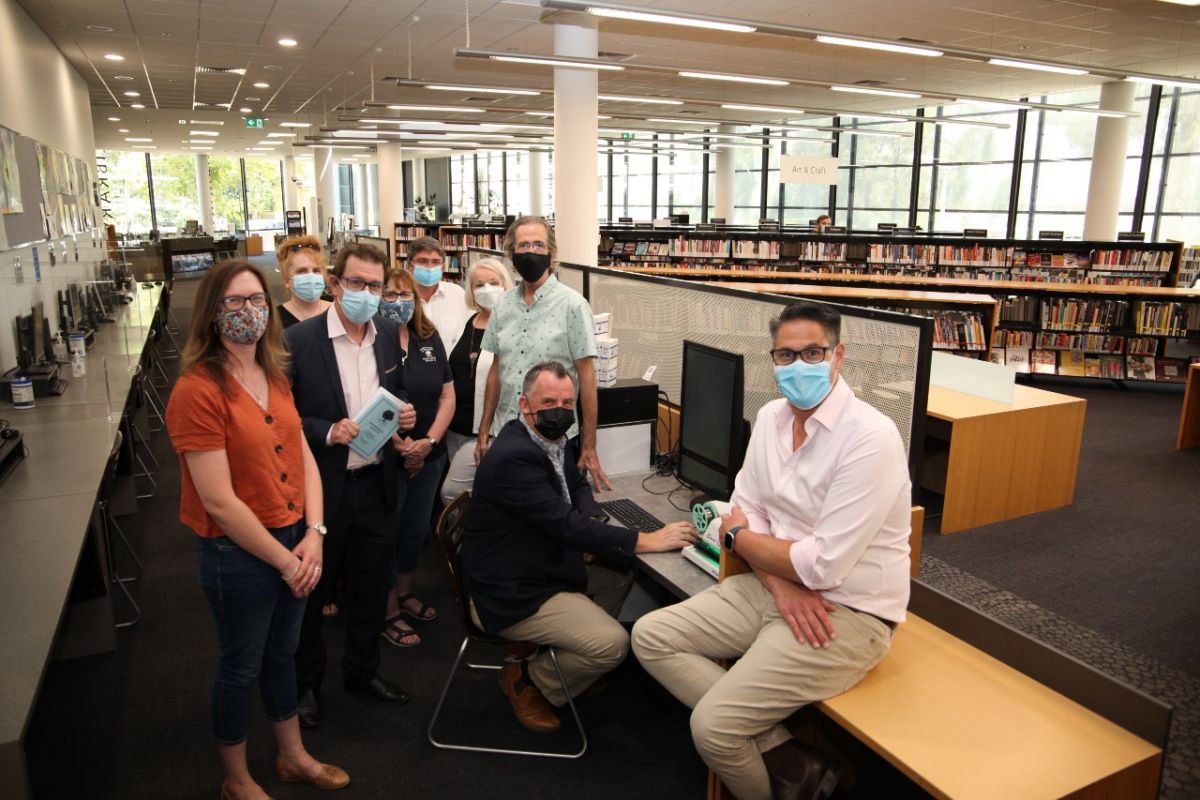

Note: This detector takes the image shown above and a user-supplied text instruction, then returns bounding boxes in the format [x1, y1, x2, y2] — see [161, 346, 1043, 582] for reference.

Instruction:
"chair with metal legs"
[427, 492, 587, 759]
[100, 431, 142, 628]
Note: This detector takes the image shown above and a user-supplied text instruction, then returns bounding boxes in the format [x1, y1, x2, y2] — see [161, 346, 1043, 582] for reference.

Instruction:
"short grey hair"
[522, 361, 574, 398]
[464, 257, 514, 312]
[769, 301, 841, 346]
[503, 215, 558, 271]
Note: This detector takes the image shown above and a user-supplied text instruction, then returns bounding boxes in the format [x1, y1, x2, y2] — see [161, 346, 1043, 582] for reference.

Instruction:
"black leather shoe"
[298, 689, 322, 729]
[762, 739, 841, 800]
[344, 675, 410, 704]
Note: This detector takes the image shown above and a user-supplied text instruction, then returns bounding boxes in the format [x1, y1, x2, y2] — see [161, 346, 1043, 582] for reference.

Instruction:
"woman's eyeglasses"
[221, 293, 269, 311]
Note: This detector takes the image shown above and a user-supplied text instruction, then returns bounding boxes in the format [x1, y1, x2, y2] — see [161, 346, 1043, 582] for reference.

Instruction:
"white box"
[592, 313, 611, 336]
[597, 364, 619, 385]
[595, 336, 619, 360]
[598, 354, 619, 372]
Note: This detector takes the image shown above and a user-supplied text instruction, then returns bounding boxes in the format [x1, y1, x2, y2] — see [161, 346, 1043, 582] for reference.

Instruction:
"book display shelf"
[392, 222, 439, 268]
[391, 222, 507, 276]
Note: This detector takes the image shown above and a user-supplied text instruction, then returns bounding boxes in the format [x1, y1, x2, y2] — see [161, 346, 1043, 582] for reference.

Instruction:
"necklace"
[234, 369, 269, 410]
[468, 323, 484, 378]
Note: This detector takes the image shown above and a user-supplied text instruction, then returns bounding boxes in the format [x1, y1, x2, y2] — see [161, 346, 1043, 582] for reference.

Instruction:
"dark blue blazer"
[285, 309, 405, 520]
[461, 420, 639, 633]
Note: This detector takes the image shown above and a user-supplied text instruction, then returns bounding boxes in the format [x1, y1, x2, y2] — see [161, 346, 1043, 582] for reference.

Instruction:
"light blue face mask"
[379, 298, 415, 326]
[412, 266, 442, 287]
[290, 272, 325, 302]
[339, 287, 380, 324]
[775, 360, 834, 411]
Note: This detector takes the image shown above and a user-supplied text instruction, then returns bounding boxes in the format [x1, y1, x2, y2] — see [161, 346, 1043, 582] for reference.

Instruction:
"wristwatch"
[723, 525, 744, 554]
[427, 435, 438, 448]
[307, 522, 328, 536]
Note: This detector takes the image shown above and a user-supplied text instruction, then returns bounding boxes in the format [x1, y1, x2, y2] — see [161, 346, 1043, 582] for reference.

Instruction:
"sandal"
[382, 614, 422, 647]
[396, 592, 437, 623]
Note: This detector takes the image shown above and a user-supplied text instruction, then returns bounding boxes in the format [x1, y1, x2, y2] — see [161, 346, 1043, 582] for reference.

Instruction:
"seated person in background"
[814, 214, 832, 233]
[440, 256, 513, 504]
[632, 302, 911, 800]
[275, 235, 330, 328]
[462, 361, 696, 733]
[406, 236, 470, 352]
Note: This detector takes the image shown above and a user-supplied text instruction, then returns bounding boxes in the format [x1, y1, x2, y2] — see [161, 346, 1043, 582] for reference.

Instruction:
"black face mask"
[513, 252, 551, 284]
[533, 406, 574, 440]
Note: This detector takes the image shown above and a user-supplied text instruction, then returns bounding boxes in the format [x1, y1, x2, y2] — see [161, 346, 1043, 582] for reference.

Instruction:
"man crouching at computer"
[461, 361, 696, 732]
[632, 302, 911, 800]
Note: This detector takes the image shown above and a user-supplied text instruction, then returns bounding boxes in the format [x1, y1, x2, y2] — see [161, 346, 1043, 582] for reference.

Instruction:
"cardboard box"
[597, 364, 619, 386]
[596, 336, 619, 360]
[592, 313, 611, 336]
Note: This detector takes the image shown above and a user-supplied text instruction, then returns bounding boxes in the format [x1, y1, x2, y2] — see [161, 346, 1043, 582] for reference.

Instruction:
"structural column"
[1083, 81, 1136, 240]
[282, 155, 301, 212]
[714, 123, 734, 222]
[353, 163, 368, 229]
[313, 146, 338, 234]
[377, 142, 405, 234]
[195, 154, 214, 235]
[553, 15, 599, 266]
[529, 151, 546, 217]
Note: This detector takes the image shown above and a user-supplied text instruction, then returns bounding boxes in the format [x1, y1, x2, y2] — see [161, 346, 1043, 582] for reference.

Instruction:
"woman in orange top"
[166, 260, 349, 799]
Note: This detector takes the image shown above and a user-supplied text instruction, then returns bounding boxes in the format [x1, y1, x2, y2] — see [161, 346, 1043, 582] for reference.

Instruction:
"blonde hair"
[276, 234, 328, 281]
[464, 257, 513, 312]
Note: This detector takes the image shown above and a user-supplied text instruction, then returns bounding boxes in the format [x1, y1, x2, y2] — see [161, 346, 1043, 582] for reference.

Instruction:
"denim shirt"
[519, 415, 572, 506]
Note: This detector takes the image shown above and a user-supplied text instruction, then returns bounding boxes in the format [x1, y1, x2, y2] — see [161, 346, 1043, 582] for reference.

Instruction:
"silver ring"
[315, 566, 322, 572]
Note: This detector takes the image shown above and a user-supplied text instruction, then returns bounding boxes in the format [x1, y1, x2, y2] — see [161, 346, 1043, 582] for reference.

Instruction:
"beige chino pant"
[631, 573, 893, 800]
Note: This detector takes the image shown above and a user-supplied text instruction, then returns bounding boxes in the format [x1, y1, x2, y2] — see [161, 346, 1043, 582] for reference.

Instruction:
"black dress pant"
[296, 465, 397, 692]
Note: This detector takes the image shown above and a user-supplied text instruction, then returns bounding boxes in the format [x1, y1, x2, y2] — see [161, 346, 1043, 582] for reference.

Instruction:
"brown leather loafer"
[275, 757, 350, 791]
[498, 663, 561, 733]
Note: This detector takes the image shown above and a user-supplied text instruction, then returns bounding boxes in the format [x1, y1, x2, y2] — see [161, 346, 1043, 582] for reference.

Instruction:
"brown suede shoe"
[275, 757, 350, 791]
[498, 663, 561, 733]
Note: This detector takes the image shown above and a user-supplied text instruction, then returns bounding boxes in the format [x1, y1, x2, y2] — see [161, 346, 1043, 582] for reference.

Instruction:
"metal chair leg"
[427, 637, 587, 759]
[101, 501, 141, 628]
[107, 510, 144, 583]
[134, 452, 158, 499]
[131, 417, 160, 469]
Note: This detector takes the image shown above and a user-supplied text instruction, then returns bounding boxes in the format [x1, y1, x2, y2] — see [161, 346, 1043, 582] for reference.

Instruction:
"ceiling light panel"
[815, 35, 942, 57]
[679, 71, 788, 86]
[583, 5, 756, 33]
[599, 94, 683, 105]
[987, 58, 1088, 76]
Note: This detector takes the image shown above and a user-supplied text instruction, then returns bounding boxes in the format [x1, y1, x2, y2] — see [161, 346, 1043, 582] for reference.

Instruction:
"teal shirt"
[481, 274, 598, 439]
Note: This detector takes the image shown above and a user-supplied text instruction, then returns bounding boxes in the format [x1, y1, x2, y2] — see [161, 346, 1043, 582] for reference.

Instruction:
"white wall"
[0, 0, 100, 371]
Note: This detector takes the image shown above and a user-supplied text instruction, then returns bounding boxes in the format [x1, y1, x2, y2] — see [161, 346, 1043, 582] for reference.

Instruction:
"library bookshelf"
[392, 221, 506, 276]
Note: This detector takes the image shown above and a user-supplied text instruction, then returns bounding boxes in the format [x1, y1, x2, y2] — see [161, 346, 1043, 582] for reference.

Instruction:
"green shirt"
[481, 274, 598, 439]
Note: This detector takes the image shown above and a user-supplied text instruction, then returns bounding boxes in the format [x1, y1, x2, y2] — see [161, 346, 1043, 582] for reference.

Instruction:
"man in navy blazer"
[462, 361, 696, 733]
[287, 242, 417, 726]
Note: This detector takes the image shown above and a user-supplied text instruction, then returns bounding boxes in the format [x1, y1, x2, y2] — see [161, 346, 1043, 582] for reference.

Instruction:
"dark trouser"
[198, 521, 306, 745]
[296, 466, 397, 692]
[392, 451, 448, 578]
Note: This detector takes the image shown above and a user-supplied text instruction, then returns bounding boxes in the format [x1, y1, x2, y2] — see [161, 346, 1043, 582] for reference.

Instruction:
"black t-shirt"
[276, 304, 301, 329]
[448, 314, 486, 437]
[402, 326, 453, 455]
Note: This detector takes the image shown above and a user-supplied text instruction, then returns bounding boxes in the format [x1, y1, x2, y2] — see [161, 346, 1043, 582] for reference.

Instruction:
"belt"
[849, 606, 897, 631]
[346, 463, 381, 480]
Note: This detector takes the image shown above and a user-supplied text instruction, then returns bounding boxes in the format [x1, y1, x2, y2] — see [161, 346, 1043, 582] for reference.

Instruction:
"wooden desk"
[1178, 364, 1200, 450]
[816, 615, 1161, 800]
[245, 235, 264, 256]
[925, 385, 1086, 534]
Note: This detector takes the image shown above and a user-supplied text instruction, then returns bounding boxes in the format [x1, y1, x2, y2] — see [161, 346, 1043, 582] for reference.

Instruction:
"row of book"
[1041, 299, 1132, 332]
[442, 233, 502, 249]
[669, 237, 731, 257]
[890, 308, 987, 351]
[610, 241, 671, 258]
[1132, 301, 1200, 336]
[868, 244, 939, 265]
[990, 329, 1161, 355]
[1092, 248, 1174, 271]
[938, 244, 1012, 267]
[393, 225, 437, 241]
[731, 240, 781, 259]
[989, 348, 1195, 381]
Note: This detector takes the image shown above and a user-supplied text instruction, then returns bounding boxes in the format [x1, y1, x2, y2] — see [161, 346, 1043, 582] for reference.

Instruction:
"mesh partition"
[565, 265, 926, 457]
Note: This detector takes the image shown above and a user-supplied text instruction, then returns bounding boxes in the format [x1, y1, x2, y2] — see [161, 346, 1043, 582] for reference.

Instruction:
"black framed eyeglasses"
[339, 276, 384, 294]
[381, 289, 416, 302]
[286, 242, 320, 253]
[769, 346, 833, 366]
[221, 293, 269, 311]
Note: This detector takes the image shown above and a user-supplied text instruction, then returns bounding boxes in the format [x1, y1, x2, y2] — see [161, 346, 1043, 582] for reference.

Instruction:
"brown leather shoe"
[275, 757, 350, 791]
[498, 663, 561, 733]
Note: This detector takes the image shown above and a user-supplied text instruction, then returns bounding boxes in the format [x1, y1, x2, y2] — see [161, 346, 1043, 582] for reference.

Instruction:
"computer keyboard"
[600, 498, 665, 532]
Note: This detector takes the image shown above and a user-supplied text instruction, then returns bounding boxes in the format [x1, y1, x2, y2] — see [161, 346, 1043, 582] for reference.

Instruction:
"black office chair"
[426, 492, 587, 759]
[99, 431, 142, 628]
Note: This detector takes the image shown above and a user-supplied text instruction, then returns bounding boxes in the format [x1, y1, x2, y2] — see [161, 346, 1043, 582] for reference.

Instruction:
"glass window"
[612, 151, 654, 220]
[336, 164, 354, 216]
[730, 136, 763, 225]
[149, 153, 199, 235]
[658, 134, 704, 221]
[780, 126, 834, 225]
[1020, 88, 1101, 239]
[505, 151, 529, 216]
[449, 155, 474, 216]
[99, 150, 153, 237]
[597, 150, 610, 222]
[244, 158, 283, 233]
[208, 156, 245, 234]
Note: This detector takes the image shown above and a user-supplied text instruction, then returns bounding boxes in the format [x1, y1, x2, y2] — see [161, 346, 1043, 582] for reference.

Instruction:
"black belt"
[346, 463, 380, 480]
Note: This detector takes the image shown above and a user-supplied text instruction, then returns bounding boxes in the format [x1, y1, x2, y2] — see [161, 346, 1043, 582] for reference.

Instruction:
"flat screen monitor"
[171, 251, 215, 274]
[13, 314, 34, 370]
[677, 341, 747, 501]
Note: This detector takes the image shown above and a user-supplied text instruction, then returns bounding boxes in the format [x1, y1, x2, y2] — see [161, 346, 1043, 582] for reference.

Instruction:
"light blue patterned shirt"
[519, 415, 572, 506]
[481, 274, 598, 439]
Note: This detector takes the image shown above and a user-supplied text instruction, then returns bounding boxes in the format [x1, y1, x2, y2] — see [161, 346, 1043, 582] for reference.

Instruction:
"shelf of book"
[391, 221, 507, 276]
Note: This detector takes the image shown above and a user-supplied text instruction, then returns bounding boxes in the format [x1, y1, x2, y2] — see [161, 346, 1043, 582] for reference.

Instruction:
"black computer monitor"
[31, 302, 47, 364]
[13, 314, 34, 370]
[677, 341, 747, 501]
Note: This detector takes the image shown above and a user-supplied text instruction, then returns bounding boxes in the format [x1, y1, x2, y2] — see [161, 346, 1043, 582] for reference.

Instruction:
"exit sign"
[620, 132, 636, 140]
[245, 117, 265, 129]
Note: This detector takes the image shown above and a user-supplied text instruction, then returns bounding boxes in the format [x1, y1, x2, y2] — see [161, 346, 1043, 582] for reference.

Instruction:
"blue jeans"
[198, 522, 306, 745]
[393, 451, 448, 577]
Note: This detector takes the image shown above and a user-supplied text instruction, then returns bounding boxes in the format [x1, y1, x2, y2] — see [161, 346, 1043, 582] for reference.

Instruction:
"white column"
[529, 151, 545, 216]
[553, 15, 599, 266]
[1083, 81, 1136, 240]
[353, 163, 368, 228]
[314, 146, 338, 233]
[714, 123, 735, 222]
[378, 142, 405, 234]
[366, 162, 379, 230]
[195, 154, 214, 235]
[413, 157, 427, 206]
[282, 155, 300, 212]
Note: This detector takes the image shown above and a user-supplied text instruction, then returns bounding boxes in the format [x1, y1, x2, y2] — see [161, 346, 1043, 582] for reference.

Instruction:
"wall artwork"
[0, 126, 23, 214]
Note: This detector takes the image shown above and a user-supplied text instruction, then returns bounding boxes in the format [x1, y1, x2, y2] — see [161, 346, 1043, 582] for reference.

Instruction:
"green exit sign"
[245, 117, 265, 129]
[620, 132, 636, 140]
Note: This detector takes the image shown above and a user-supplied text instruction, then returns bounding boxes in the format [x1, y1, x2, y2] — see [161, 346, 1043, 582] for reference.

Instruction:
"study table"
[0, 284, 165, 800]
[607, 470, 1164, 800]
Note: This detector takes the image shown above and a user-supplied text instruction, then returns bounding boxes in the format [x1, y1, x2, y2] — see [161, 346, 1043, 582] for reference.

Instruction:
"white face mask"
[474, 284, 504, 310]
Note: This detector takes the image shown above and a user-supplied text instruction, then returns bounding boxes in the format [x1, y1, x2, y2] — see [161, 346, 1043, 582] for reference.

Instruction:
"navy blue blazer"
[461, 420, 639, 633]
[285, 309, 406, 520]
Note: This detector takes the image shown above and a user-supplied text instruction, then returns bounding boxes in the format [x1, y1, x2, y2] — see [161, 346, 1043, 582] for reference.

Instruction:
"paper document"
[348, 387, 409, 459]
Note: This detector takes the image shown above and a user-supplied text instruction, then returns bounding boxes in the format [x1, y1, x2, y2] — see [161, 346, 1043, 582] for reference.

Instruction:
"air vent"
[850, 79, 890, 87]
[597, 51, 635, 62]
[463, 96, 496, 102]
[196, 66, 247, 76]
[897, 37, 935, 45]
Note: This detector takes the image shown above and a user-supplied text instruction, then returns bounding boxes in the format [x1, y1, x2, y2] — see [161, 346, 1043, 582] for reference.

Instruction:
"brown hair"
[275, 234, 327, 280]
[180, 259, 290, 394]
[502, 215, 557, 269]
[332, 241, 388, 279]
[408, 235, 446, 263]
[386, 267, 438, 341]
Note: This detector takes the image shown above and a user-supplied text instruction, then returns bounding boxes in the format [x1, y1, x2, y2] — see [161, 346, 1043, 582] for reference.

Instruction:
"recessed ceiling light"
[190, 120, 224, 126]
[584, 6, 756, 33]
[263, 65, 282, 71]
[125, 137, 153, 142]
[107, 116, 120, 121]
[123, 91, 140, 97]
[188, 146, 213, 150]
[678, 71, 789, 86]
[424, 84, 542, 96]
[278, 37, 298, 47]
[131, 145, 157, 149]
[103, 53, 124, 61]
[251, 147, 279, 151]
[598, 94, 684, 105]
[87, 25, 114, 32]
[239, 107, 253, 113]
[525, 111, 554, 117]
[113, 75, 133, 81]
[815, 35, 943, 57]
[987, 58, 1088, 76]
[118, 128, 130, 132]
[386, 104, 485, 113]
[256, 141, 281, 146]
[129, 103, 145, 109]
[246, 96, 261, 102]
[253, 81, 270, 88]
[189, 130, 220, 136]
[723, 103, 805, 114]
[279, 122, 311, 127]
[830, 85, 922, 98]
[267, 132, 296, 137]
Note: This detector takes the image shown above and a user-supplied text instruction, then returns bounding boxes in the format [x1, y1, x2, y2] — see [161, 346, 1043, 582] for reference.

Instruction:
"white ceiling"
[17, 0, 1200, 157]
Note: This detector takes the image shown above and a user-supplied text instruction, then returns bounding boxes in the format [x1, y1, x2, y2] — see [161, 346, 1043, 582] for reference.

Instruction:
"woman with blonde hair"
[166, 259, 349, 798]
[275, 235, 330, 328]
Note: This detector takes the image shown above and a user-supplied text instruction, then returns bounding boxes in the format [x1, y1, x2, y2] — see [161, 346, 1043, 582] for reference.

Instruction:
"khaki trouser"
[472, 564, 634, 706]
[631, 573, 893, 800]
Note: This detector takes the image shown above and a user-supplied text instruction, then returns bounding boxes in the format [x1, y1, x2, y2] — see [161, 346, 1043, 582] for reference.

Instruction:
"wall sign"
[781, 155, 839, 185]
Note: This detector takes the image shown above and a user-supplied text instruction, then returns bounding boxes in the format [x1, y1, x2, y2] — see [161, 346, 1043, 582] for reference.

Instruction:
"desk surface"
[0, 285, 162, 749]
[926, 383, 1084, 421]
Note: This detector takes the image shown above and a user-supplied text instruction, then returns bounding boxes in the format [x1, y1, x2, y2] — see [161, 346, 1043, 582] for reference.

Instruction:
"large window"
[1154, 89, 1200, 243]
[611, 151, 654, 220]
[658, 135, 705, 222]
[780, 124, 834, 225]
[730, 133, 765, 225]
[505, 151, 530, 216]
[208, 156, 244, 234]
[148, 153, 200, 235]
[838, 115, 916, 231]
[920, 103, 1019, 236]
[100, 150, 153, 236]
[449, 154, 474, 216]
[244, 158, 283, 232]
